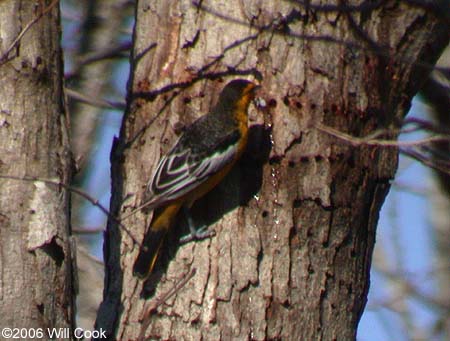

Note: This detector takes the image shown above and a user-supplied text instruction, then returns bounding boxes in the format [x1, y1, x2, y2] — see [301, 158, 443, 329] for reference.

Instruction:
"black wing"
[143, 130, 240, 209]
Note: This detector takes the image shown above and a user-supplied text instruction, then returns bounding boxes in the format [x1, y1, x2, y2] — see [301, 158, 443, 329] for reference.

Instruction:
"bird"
[133, 79, 259, 279]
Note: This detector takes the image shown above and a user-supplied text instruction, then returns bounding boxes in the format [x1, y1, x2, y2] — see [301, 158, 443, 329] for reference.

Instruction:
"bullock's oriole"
[133, 79, 259, 279]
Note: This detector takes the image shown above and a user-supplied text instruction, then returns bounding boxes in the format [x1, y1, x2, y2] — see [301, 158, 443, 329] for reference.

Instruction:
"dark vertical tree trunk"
[96, 1, 449, 339]
[0, 0, 74, 336]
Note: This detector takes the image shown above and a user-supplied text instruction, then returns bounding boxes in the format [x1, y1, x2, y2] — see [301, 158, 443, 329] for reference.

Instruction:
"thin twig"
[0, 174, 141, 247]
[404, 117, 450, 135]
[65, 87, 126, 110]
[72, 226, 105, 234]
[77, 245, 104, 266]
[65, 41, 132, 81]
[373, 265, 450, 312]
[293, 0, 385, 13]
[138, 268, 197, 341]
[316, 123, 450, 148]
[120, 199, 154, 221]
[0, 0, 60, 64]
[400, 148, 450, 175]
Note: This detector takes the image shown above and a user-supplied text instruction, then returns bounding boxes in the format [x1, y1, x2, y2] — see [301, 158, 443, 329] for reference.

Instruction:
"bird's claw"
[179, 226, 216, 244]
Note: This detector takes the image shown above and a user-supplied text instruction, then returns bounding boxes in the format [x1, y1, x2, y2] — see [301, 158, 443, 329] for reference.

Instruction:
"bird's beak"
[251, 84, 261, 92]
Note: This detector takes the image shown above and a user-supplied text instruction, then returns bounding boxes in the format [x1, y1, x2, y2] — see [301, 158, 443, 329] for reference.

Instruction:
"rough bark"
[96, 1, 449, 339]
[0, 0, 74, 336]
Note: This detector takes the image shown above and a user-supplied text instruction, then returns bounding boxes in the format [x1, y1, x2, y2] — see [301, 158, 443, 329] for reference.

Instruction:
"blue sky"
[358, 98, 438, 340]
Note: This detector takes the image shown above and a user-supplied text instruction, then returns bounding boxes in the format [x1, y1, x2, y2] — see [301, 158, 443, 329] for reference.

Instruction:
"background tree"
[422, 49, 450, 339]
[93, 1, 449, 340]
[62, 0, 133, 330]
[0, 0, 74, 335]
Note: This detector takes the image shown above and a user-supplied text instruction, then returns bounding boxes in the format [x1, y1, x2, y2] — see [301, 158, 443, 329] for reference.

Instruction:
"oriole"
[133, 79, 259, 279]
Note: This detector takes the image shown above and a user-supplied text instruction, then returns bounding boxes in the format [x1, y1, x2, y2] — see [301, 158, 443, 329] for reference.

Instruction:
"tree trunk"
[96, 1, 449, 339]
[0, 0, 74, 336]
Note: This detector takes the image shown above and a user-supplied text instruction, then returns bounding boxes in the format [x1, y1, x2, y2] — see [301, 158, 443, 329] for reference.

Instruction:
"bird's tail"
[133, 202, 181, 279]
